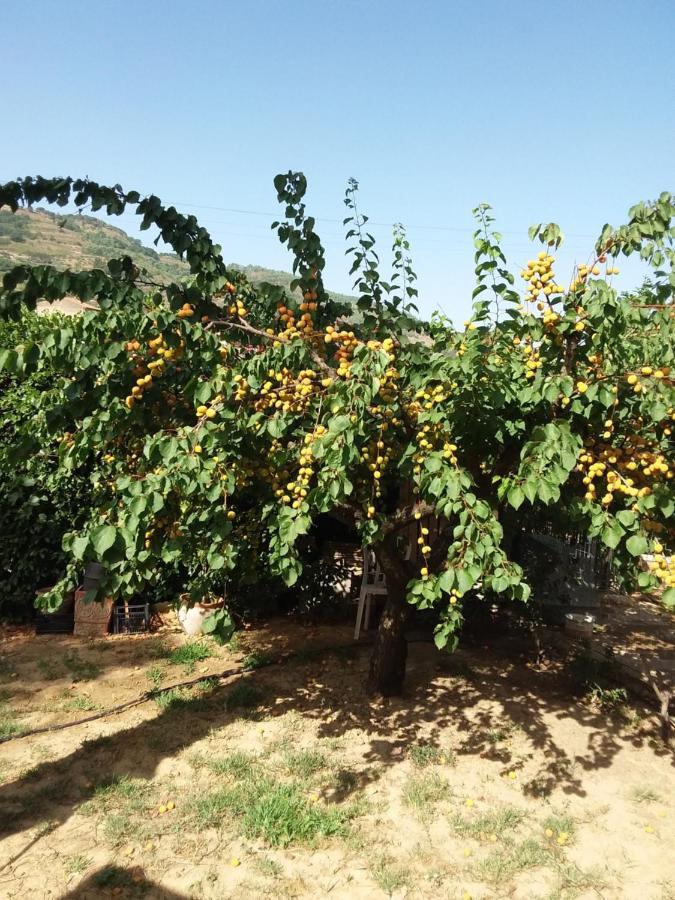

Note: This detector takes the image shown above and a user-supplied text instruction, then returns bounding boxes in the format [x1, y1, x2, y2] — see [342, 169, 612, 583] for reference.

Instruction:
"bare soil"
[0, 614, 674, 900]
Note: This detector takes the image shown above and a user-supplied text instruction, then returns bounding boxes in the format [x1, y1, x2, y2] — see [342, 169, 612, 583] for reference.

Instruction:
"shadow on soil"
[0, 634, 672, 845]
[60, 864, 189, 898]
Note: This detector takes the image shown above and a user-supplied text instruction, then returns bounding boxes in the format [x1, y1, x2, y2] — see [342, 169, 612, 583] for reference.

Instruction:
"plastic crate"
[113, 602, 150, 634]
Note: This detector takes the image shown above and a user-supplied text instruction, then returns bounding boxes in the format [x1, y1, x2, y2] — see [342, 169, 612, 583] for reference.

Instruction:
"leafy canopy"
[0, 174, 673, 646]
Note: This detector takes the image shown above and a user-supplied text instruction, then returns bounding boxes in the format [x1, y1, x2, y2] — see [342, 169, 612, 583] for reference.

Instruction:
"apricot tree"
[0, 173, 673, 694]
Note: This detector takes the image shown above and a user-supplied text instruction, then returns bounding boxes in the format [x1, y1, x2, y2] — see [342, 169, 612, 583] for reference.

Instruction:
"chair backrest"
[361, 549, 387, 590]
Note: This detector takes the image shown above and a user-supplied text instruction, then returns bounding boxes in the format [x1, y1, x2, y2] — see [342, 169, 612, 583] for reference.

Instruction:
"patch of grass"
[588, 683, 628, 710]
[102, 813, 148, 846]
[543, 812, 576, 844]
[209, 750, 260, 778]
[402, 772, 451, 820]
[281, 749, 328, 778]
[0, 701, 20, 739]
[168, 641, 212, 673]
[63, 651, 101, 681]
[37, 658, 62, 680]
[408, 743, 455, 768]
[190, 777, 355, 845]
[64, 854, 91, 876]
[242, 650, 274, 670]
[630, 785, 662, 804]
[60, 694, 100, 712]
[0, 717, 20, 739]
[254, 856, 283, 878]
[154, 686, 191, 710]
[224, 679, 265, 712]
[474, 838, 551, 885]
[146, 665, 164, 689]
[82, 775, 154, 817]
[452, 805, 525, 840]
[371, 857, 410, 896]
[327, 767, 360, 801]
[552, 861, 610, 898]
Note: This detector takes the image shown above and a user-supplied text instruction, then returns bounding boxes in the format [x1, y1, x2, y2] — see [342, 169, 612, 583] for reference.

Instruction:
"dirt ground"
[0, 614, 674, 900]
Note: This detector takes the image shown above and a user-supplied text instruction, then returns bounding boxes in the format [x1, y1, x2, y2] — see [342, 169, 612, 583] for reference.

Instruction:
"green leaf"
[662, 587, 675, 609]
[507, 484, 524, 510]
[90, 524, 117, 558]
[601, 520, 624, 550]
[626, 533, 648, 557]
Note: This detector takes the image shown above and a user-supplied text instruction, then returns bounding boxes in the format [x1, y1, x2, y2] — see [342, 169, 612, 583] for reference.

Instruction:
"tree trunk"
[368, 540, 411, 696]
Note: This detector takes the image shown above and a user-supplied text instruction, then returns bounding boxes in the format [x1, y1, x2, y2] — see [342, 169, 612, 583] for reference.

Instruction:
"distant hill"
[0, 207, 355, 307]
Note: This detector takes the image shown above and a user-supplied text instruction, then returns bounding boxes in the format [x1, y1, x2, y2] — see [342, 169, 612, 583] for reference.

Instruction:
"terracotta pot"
[177, 599, 222, 636]
[73, 589, 114, 637]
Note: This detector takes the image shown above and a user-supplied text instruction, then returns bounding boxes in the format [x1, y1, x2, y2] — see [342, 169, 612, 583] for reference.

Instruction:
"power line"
[166, 198, 598, 240]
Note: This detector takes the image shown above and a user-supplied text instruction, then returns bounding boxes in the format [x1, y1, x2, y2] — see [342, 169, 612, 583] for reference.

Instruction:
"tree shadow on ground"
[0, 634, 672, 845]
[60, 864, 189, 899]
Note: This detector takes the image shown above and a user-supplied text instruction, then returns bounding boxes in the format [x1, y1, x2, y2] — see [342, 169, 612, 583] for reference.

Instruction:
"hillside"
[0, 207, 355, 306]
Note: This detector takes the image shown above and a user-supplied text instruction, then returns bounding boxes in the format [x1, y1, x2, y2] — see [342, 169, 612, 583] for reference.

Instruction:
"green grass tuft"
[408, 743, 456, 768]
[281, 749, 328, 778]
[402, 772, 451, 820]
[452, 805, 525, 840]
[190, 778, 355, 845]
[168, 641, 212, 673]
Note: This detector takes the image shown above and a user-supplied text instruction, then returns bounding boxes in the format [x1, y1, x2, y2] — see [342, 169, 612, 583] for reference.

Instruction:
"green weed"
[190, 778, 355, 845]
[408, 743, 455, 768]
[474, 838, 550, 885]
[452, 805, 525, 840]
[60, 695, 99, 712]
[146, 665, 164, 689]
[168, 641, 212, 673]
[242, 650, 274, 670]
[281, 749, 327, 778]
[64, 854, 91, 876]
[371, 857, 410, 895]
[402, 772, 451, 820]
[208, 750, 260, 779]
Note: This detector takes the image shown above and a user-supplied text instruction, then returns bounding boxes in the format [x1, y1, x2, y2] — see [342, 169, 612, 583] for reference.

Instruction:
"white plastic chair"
[354, 549, 388, 639]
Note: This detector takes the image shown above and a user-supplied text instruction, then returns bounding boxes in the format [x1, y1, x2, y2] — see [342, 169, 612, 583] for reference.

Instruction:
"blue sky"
[2, 0, 673, 322]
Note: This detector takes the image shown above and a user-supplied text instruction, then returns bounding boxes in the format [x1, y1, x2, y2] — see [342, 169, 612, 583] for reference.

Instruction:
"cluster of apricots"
[195, 395, 222, 420]
[521, 252, 564, 305]
[176, 301, 194, 319]
[144, 516, 182, 548]
[360, 436, 394, 513]
[513, 338, 541, 380]
[578, 434, 672, 505]
[647, 548, 675, 590]
[626, 366, 671, 394]
[123, 333, 183, 409]
[267, 426, 327, 509]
